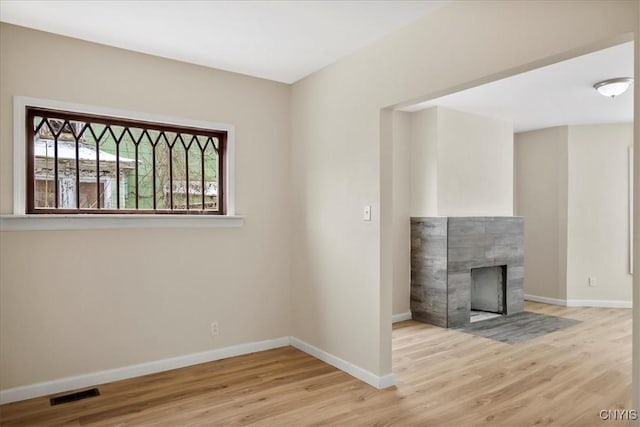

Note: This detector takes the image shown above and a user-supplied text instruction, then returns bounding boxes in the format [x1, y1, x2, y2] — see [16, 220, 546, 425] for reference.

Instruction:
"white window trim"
[2, 96, 243, 231]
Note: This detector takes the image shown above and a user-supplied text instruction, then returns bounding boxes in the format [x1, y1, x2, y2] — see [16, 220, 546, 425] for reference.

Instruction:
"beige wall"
[633, 5, 639, 413]
[437, 108, 514, 216]
[291, 0, 637, 378]
[515, 127, 569, 300]
[567, 124, 633, 301]
[408, 108, 438, 216]
[392, 112, 411, 315]
[0, 24, 292, 389]
[408, 107, 513, 217]
[515, 124, 633, 304]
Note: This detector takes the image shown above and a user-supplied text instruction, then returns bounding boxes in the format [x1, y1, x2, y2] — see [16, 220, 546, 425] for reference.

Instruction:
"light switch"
[363, 205, 371, 221]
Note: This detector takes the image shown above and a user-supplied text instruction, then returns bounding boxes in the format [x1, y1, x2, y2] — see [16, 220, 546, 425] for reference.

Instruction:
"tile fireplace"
[410, 217, 524, 328]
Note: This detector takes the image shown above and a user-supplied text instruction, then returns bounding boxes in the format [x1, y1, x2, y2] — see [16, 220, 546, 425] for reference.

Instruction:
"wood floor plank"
[0, 302, 632, 426]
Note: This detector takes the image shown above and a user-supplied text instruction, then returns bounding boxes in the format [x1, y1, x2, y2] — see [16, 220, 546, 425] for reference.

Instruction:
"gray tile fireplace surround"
[410, 217, 524, 328]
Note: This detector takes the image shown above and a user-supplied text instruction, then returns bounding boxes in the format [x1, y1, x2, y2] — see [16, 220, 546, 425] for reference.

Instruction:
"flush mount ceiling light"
[593, 77, 634, 98]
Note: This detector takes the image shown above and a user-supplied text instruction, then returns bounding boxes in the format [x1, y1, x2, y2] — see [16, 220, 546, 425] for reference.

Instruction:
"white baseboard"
[0, 337, 289, 405]
[524, 294, 567, 306]
[392, 312, 412, 323]
[1, 335, 396, 404]
[289, 337, 395, 390]
[565, 299, 632, 309]
[525, 294, 632, 309]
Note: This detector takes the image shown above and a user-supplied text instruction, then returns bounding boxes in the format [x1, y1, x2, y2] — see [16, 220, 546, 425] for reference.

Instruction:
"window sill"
[0, 214, 245, 231]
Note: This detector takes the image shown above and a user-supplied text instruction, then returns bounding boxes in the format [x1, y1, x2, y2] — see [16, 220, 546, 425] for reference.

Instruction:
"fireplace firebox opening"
[470, 265, 507, 323]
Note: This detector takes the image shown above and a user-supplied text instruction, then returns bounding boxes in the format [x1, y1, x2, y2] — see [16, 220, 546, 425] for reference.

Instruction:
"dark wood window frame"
[26, 107, 227, 215]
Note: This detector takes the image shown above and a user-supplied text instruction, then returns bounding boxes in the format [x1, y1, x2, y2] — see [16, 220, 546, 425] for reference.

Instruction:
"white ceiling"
[0, 0, 446, 84]
[401, 42, 634, 133]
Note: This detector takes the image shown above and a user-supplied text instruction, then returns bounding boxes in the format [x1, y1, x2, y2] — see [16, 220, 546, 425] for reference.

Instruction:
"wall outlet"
[588, 277, 597, 287]
[210, 321, 219, 336]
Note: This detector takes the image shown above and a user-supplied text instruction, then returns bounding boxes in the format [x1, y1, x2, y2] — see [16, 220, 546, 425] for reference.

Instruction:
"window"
[26, 107, 227, 215]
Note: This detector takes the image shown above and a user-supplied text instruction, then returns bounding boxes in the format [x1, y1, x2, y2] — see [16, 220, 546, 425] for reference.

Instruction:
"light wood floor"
[0, 302, 632, 426]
